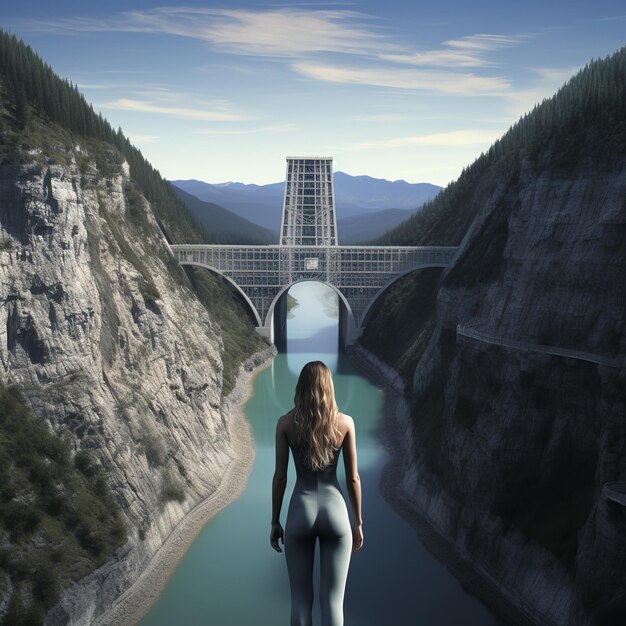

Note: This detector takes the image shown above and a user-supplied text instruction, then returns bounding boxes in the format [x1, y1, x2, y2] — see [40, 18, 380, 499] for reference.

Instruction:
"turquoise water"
[140, 282, 500, 625]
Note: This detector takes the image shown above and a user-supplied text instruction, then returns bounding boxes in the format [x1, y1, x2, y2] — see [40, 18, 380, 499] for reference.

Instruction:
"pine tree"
[0, 29, 212, 245]
[14, 83, 29, 129]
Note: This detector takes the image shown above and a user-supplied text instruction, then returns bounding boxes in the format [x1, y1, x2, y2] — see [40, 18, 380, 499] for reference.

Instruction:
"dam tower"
[280, 157, 338, 246]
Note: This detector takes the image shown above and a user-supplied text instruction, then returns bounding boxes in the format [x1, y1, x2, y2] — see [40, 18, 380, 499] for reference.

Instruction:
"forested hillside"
[360, 46, 626, 625]
[0, 30, 210, 245]
[375, 46, 626, 248]
[365, 45, 626, 375]
[0, 29, 264, 387]
[172, 186, 276, 245]
[0, 31, 266, 623]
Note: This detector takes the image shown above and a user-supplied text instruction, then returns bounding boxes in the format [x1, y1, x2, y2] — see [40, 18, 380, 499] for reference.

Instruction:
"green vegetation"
[141, 427, 167, 467]
[99, 200, 161, 305]
[0, 236, 15, 252]
[361, 46, 626, 579]
[0, 384, 126, 624]
[375, 45, 626, 247]
[359, 269, 443, 382]
[160, 469, 186, 504]
[185, 267, 267, 396]
[0, 29, 210, 245]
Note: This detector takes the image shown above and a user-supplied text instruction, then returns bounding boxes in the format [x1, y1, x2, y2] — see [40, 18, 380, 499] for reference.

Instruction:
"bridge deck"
[172, 243, 457, 341]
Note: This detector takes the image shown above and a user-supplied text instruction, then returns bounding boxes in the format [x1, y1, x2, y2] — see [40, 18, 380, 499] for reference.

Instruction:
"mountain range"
[171, 174, 441, 244]
[171, 186, 276, 245]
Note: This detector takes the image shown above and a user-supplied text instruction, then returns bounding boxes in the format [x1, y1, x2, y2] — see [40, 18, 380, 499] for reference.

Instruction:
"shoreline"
[347, 344, 537, 626]
[92, 345, 276, 626]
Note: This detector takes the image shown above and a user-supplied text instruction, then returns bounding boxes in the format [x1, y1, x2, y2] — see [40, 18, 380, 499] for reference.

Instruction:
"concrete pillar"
[272, 292, 289, 352]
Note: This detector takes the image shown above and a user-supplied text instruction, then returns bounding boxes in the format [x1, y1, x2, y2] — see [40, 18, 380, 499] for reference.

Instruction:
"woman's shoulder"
[276, 411, 295, 434]
[337, 412, 355, 446]
[337, 412, 354, 428]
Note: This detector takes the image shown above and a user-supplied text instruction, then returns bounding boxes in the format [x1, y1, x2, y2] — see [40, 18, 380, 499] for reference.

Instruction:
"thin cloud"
[79, 82, 185, 94]
[25, 9, 528, 100]
[446, 33, 527, 51]
[382, 50, 494, 68]
[100, 98, 250, 121]
[332, 129, 504, 152]
[591, 14, 626, 22]
[381, 33, 530, 68]
[199, 123, 297, 136]
[530, 66, 581, 83]
[24, 7, 397, 57]
[292, 63, 510, 95]
[132, 87, 192, 104]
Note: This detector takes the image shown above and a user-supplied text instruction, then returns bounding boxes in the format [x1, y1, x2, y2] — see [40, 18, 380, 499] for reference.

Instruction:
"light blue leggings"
[285, 477, 352, 626]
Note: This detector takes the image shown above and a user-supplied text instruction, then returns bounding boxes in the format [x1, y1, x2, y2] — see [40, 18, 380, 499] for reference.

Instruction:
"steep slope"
[172, 186, 276, 244]
[359, 47, 626, 624]
[0, 32, 216, 248]
[170, 179, 283, 230]
[0, 32, 268, 624]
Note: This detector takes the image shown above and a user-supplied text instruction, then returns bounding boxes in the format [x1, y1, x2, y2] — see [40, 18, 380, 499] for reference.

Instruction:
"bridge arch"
[358, 264, 447, 328]
[178, 261, 263, 327]
[171, 245, 458, 345]
[264, 280, 358, 347]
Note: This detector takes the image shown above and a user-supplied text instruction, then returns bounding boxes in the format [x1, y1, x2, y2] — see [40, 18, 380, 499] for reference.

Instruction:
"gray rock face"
[363, 153, 626, 624]
[0, 155, 259, 623]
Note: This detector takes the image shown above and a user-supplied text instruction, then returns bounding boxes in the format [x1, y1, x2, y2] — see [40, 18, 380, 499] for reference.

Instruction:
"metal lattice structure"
[172, 157, 458, 343]
[281, 157, 337, 246]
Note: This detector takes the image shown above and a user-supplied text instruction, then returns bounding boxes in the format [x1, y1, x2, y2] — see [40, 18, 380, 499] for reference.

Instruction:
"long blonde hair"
[292, 361, 341, 471]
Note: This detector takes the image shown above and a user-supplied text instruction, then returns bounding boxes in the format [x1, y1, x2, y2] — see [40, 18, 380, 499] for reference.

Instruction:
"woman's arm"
[270, 415, 289, 552]
[342, 416, 363, 552]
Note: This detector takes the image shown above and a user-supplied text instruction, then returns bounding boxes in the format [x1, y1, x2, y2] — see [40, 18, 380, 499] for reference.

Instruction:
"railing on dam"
[170, 244, 458, 276]
[170, 242, 457, 343]
[457, 324, 623, 369]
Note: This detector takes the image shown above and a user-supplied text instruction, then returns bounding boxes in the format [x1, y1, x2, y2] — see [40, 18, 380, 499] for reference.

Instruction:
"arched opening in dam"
[269, 280, 355, 354]
[285, 281, 339, 357]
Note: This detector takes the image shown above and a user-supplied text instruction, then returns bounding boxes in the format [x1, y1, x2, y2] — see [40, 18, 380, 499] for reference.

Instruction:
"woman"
[270, 361, 363, 626]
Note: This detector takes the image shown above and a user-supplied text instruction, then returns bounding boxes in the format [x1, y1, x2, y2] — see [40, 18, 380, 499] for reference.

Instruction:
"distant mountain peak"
[170, 172, 442, 236]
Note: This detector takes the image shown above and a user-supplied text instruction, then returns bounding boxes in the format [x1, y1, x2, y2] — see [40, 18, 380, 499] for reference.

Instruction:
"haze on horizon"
[3, 0, 625, 186]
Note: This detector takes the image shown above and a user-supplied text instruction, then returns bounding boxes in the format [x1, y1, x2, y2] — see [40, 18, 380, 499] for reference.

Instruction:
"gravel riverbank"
[92, 346, 276, 626]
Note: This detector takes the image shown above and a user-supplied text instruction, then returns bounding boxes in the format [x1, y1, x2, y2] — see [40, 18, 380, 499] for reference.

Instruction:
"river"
[140, 282, 501, 625]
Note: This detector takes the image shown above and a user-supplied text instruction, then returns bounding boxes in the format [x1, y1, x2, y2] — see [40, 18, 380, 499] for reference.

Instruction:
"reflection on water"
[286, 282, 339, 373]
[140, 282, 500, 626]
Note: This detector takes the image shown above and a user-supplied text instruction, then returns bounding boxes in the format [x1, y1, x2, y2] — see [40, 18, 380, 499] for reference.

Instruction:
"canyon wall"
[0, 146, 268, 623]
[360, 145, 626, 624]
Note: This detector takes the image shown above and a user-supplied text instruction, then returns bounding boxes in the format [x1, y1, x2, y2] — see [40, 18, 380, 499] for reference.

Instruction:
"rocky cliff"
[360, 49, 626, 624]
[0, 139, 267, 623]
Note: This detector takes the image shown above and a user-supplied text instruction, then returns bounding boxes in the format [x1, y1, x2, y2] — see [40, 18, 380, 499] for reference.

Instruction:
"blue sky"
[3, 1, 625, 185]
